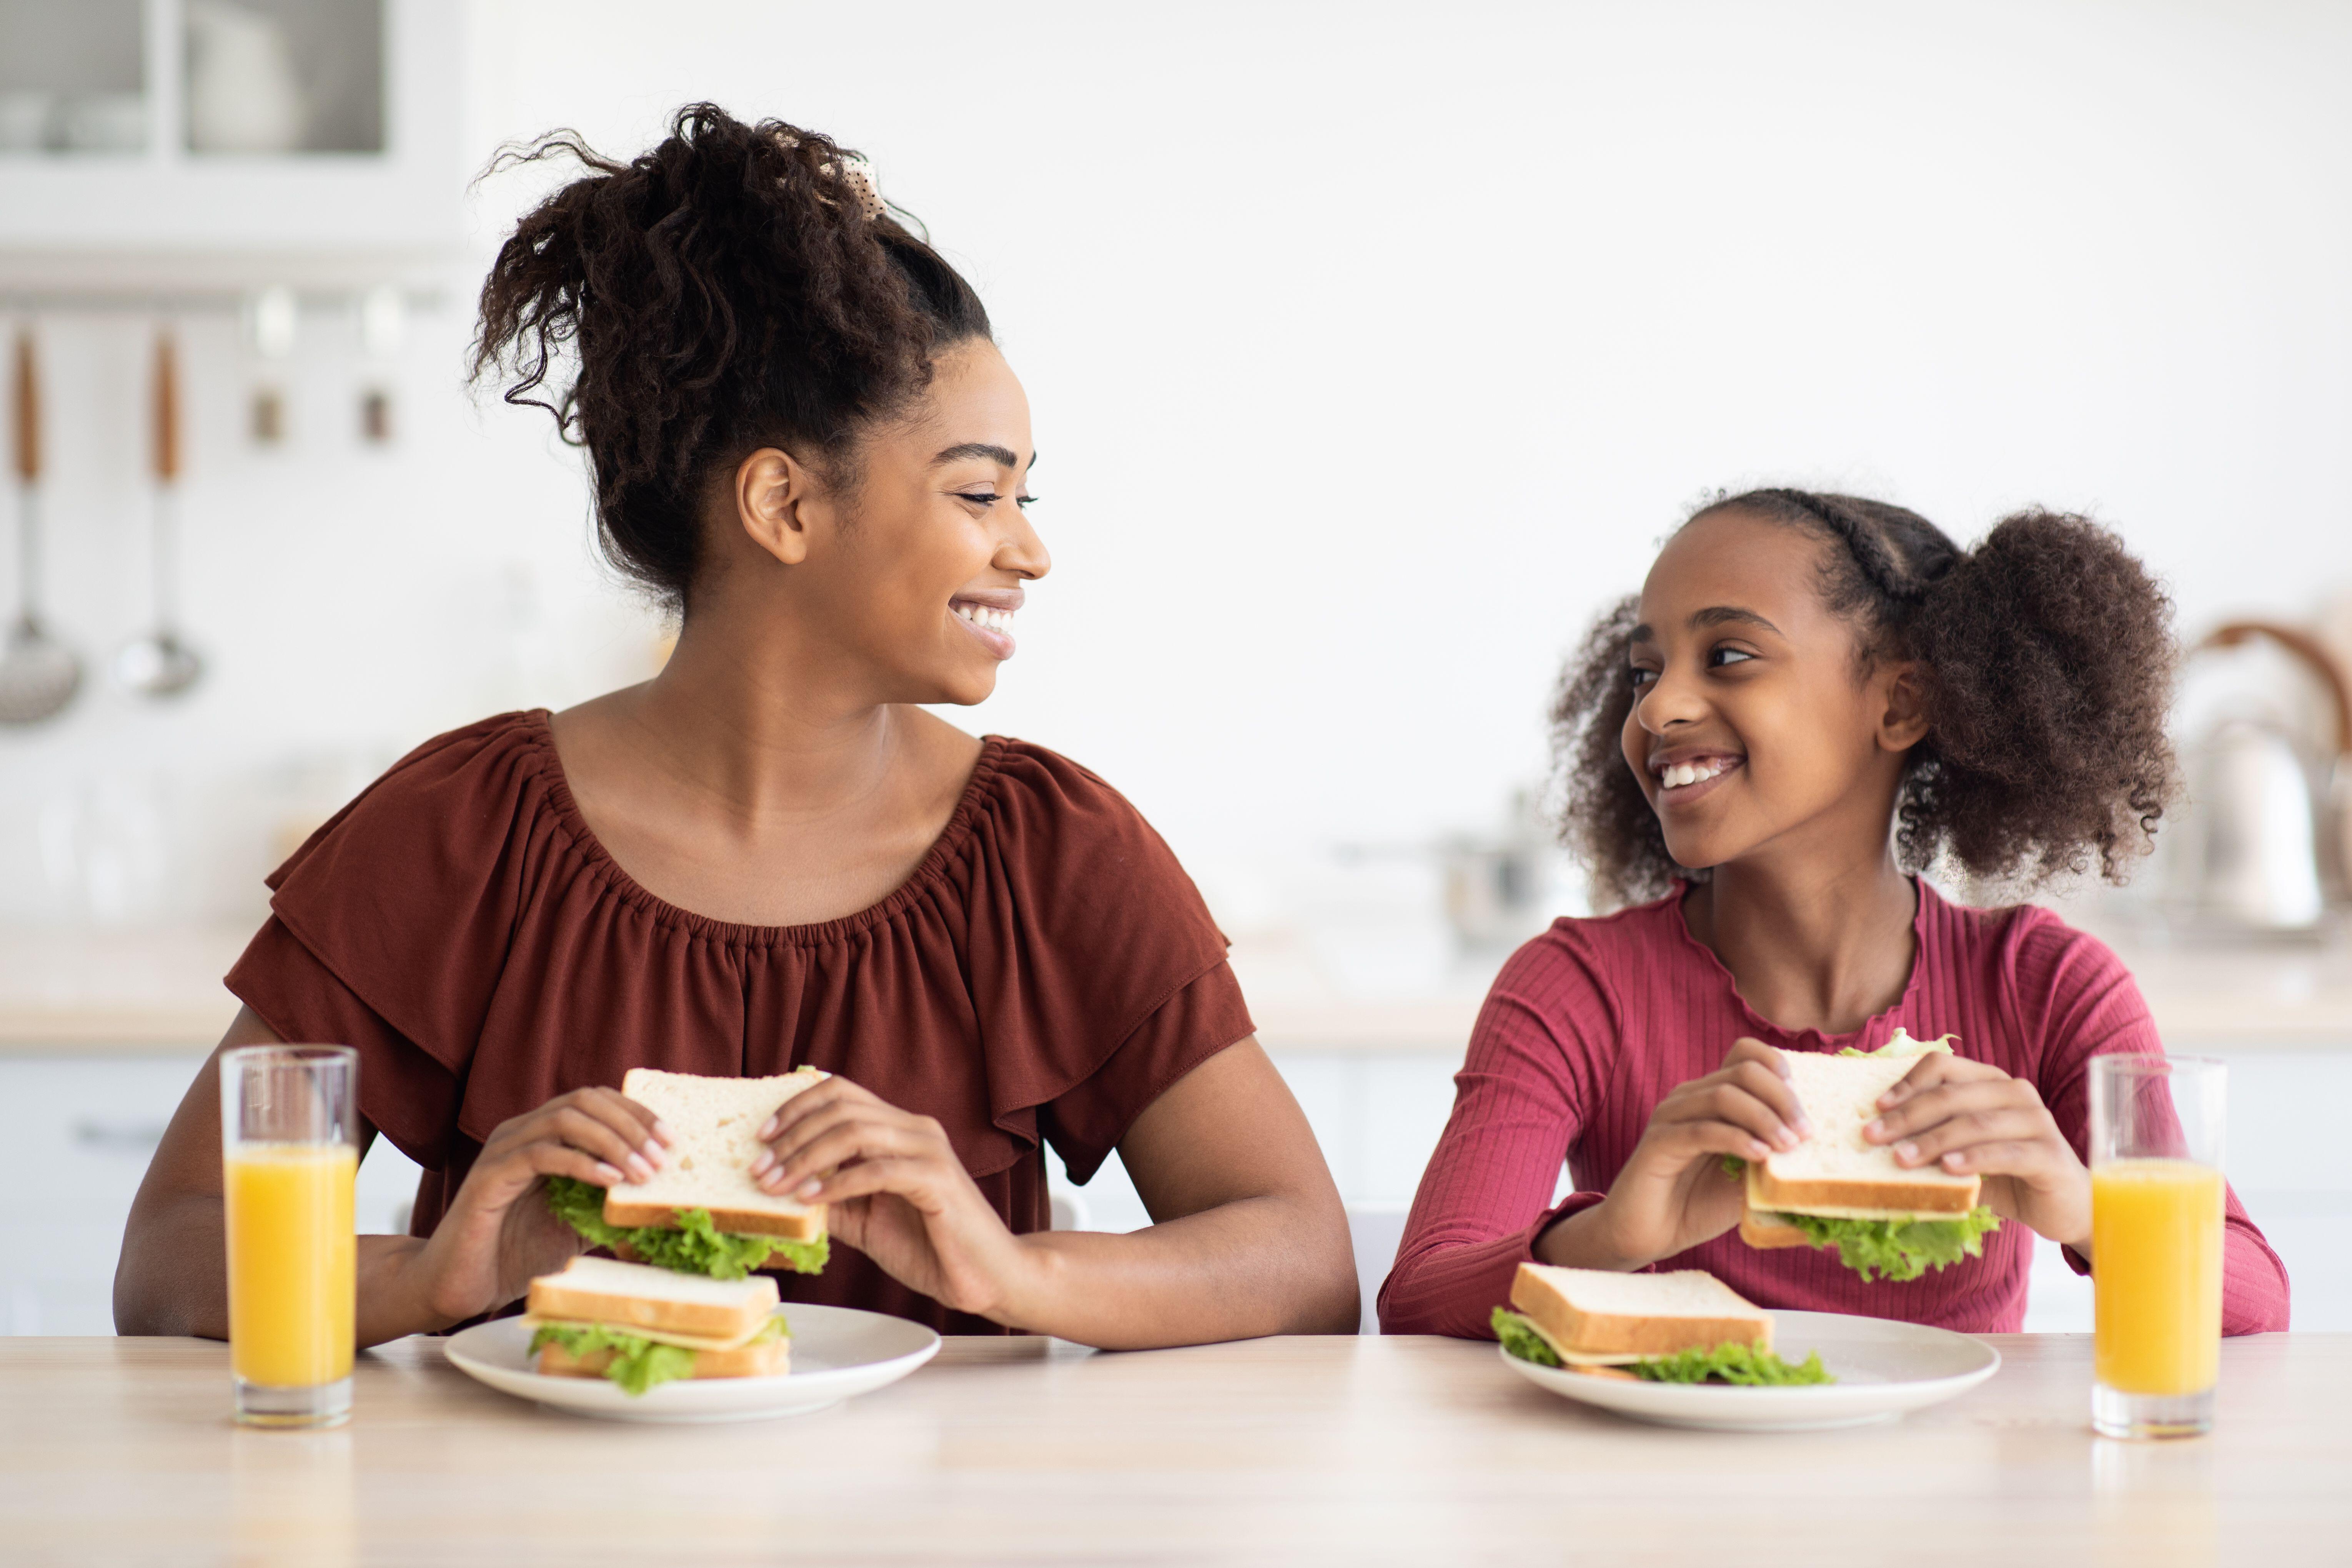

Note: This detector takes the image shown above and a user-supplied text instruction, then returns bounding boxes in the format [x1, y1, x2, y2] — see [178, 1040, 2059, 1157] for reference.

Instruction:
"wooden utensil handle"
[12, 331, 34, 485]
[153, 331, 180, 484]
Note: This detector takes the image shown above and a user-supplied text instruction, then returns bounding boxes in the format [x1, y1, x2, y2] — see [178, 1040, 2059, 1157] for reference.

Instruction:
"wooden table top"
[1, 1332, 2340, 1565]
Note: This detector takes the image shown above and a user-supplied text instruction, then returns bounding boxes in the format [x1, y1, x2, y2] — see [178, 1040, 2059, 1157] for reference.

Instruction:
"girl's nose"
[1636, 664, 1707, 732]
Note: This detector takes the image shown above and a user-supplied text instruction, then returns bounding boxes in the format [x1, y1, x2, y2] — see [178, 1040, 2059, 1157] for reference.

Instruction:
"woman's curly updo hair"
[1551, 489, 2181, 910]
[471, 103, 991, 609]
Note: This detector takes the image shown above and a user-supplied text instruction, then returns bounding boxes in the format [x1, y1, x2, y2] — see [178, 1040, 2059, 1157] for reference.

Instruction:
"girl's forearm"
[1531, 1201, 1646, 1272]
[991, 1194, 1358, 1349]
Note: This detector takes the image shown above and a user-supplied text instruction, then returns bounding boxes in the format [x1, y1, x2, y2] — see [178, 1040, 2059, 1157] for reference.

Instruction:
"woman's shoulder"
[270, 709, 559, 891]
[970, 737, 1190, 874]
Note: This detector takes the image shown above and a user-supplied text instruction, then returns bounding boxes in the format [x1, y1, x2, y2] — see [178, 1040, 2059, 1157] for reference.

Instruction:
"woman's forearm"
[992, 1192, 1358, 1349]
[115, 1190, 438, 1346]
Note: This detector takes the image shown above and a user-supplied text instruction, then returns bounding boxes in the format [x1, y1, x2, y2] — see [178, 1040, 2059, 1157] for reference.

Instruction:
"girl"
[1380, 489, 2290, 1335]
[117, 105, 1357, 1348]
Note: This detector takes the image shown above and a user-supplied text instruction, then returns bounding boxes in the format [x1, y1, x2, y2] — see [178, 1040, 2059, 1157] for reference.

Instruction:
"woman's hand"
[751, 1076, 1039, 1322]
[1541, 1037, 1812, 1270]
[1864, 1054, 2091, 1250]
[395, 1089, 673, 1329]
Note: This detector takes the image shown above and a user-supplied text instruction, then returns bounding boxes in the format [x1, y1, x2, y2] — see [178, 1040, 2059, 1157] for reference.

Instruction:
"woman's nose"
[999, 508, 1051, 581]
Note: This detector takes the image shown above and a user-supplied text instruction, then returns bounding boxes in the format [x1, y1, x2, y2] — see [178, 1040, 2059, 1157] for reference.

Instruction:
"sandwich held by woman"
[116, 105, 1356, 1350]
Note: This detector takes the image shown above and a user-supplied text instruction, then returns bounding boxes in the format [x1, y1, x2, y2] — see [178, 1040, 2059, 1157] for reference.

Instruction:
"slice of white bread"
[535, 1333, 789, 1382]
[524, 1256, 780, 1341]
[603, 1067, 830, 1240]
[1509, 1263, 1773, 1362]
[1750, 1050, 1981, 1218]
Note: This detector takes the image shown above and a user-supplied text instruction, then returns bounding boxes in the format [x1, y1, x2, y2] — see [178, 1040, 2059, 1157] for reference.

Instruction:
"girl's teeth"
[1662, 760, 1729, 789]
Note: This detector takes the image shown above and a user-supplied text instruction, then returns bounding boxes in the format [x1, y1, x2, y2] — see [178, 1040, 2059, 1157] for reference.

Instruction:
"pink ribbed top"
[1378, 881, 2290, 1337]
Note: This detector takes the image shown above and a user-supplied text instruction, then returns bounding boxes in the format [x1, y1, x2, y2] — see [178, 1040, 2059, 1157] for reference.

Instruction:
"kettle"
[2173, 621, 2352, 931]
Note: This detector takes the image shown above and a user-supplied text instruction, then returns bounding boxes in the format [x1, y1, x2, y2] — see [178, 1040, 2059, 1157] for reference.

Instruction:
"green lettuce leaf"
[542, 1176, 828, 1279]
[1628, 1341, 1834, 1385]
[528, 1322, 698, 1397]
[1492, 1309, 1834, 1384]
[1764, 1205, 2002, 1283]
[1491, 1307, 1563, 1367]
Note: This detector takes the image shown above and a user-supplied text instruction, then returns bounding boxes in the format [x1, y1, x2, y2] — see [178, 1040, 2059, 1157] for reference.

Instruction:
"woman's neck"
[1682, 851, 1919, 1037]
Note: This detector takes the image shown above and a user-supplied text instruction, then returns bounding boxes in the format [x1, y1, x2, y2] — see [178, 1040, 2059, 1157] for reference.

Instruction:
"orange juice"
[2092, 1158, 2223, 1397]
[224, 1144, 357, 1388]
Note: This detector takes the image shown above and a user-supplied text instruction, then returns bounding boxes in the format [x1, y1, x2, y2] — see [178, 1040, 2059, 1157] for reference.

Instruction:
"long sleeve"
[2010, 913, 2291, 1334]
[1377, 931, 1618, 1337]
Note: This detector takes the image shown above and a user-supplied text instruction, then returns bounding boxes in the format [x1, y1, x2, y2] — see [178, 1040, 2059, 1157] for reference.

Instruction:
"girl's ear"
[1877, 663, 1932, 753]
[735, 446, 824, 567]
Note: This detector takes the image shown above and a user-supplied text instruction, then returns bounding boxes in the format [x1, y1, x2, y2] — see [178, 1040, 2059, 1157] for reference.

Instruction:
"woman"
[1380, 489, 2288, 1335]
[117, 105, 1357, 1348]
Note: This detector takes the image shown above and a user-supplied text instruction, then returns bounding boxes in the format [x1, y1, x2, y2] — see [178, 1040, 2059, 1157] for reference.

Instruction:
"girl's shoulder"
[1913, 882, 2149, 1042]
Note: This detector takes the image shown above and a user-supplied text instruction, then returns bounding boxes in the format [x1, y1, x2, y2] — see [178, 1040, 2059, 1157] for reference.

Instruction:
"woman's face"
[739, 339, 1049, 707]
[1620, 508, 1924, 875]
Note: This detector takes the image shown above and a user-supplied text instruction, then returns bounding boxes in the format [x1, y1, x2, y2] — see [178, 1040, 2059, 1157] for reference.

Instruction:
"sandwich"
[525, 1255, 788, 1395]
[544, 1067, 832, 1279]
[1734, 1030, 2001, 1282]
[1491, 1263, 1831, 1385]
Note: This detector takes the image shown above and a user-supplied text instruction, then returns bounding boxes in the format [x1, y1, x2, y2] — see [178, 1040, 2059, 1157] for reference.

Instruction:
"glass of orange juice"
[2090, 1054, 2225, 1440]
[220, 1045, 358, 1429]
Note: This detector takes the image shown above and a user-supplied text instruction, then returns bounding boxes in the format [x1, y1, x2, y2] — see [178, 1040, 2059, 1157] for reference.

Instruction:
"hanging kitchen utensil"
[115, 329, 203, 699]
[0, 328, 83, 726]
[2174, 621, 2352, 930]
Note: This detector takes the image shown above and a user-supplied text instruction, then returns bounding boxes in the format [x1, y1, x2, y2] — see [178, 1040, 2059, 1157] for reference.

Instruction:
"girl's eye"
[1627, 667, 1658, 689]
[1709, 647, 1756, 669]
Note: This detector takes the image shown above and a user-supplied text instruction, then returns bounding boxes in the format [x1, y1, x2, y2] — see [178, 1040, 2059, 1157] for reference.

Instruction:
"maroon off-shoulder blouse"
[225, 709, 1255, 1333]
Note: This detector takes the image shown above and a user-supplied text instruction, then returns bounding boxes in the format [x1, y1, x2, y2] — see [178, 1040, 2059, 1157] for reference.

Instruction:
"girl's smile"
[1648, 748, 1745, 806]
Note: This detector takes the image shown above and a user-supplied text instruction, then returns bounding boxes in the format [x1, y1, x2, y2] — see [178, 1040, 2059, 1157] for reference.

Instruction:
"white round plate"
[444, 1303, 940, 1424]
[1500, 1308, 2001, 1432]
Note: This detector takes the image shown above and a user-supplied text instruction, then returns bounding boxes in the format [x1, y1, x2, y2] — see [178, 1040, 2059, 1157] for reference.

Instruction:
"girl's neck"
[1682, 852, 1918, 1037]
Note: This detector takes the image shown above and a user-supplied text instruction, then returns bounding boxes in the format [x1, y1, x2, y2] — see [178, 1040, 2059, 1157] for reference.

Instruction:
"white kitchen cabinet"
[0, 1050, 420, 1335]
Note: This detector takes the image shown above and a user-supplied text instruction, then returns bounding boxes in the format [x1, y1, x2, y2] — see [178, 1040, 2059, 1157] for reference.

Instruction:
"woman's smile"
[950, 589, 1023, 659]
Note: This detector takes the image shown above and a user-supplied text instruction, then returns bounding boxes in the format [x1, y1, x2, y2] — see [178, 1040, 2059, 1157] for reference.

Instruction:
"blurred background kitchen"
[7, 0, 2352, 1337]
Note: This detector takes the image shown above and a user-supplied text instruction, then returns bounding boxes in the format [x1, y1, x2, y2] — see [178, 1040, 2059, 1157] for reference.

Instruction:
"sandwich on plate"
[1492, 1263, 1832, 1385]
[1734, 1029, 2002, 1283]
[525, 1255, 788, 1395]
[544, 1067, 832, 1278]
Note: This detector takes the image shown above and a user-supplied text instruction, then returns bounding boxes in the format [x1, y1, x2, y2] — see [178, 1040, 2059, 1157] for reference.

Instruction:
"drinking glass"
[220, 1046, 358, 1429]
[2089, 1054, 2225, 1440]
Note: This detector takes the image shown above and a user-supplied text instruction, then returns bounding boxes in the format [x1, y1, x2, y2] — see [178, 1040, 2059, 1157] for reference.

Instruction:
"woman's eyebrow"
[931, 441, 1030, 469]
[1690, 605, 1782, 635]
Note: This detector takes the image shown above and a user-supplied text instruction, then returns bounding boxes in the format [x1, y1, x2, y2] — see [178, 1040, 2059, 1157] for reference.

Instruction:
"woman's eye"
[1015, 494, 1037, 509]
[1709, 647, 1756, 669]
[954, 491, 998, 507]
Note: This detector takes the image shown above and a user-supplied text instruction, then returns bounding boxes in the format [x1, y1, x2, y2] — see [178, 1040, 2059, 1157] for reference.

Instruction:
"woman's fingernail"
[1864, 1118, 1886, 1139]
[642, 1140, 665, 1167]
[1749, 1139, 1771, 1159]
[749, 1151, 775, 1176]
[759, 1117, 779, 1139]
[1792, 1114, 1814, 1138]
[1895, 1141, 1919, 1164]
[653, 1119, 675, 1146]
[795, 1178, 823, 1199]
[596, 1162, 624, 1182]
[626, 1154, 653, 1181]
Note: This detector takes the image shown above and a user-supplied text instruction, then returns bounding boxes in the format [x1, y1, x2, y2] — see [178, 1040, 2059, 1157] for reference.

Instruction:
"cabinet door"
[0, 1052, 424, 1335]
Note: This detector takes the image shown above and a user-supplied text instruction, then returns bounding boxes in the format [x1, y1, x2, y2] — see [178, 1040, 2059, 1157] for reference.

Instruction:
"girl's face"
[1620, 509, 1927, 876]
[728, 339, 1049, 707]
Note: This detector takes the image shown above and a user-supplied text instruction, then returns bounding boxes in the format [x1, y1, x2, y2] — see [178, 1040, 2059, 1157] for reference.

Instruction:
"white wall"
[8, 0, 2352, 924]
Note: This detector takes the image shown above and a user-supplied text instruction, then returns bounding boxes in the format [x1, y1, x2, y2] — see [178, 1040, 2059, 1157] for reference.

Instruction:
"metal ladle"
[0, 328, 83, 726]
[116, 328, 202, 699]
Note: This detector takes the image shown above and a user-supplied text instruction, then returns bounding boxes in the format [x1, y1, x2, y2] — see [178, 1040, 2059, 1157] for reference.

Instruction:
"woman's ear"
[735, 447, 821, 567]
[1878, 663, 1932, 752]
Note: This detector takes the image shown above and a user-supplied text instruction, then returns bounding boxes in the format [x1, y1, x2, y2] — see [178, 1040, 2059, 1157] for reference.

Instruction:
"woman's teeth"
[955, 604, 1016, 634]
[1660, 759, 1733, 789]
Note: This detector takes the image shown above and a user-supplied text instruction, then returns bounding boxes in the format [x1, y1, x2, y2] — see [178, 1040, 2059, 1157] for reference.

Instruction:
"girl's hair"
[1551, 489, 2180, 909]
[471, 103, 992, 609]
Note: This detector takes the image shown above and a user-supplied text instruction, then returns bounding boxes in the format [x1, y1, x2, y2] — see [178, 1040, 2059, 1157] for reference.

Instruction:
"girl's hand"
[1550, 1037, 1812, 1270]
[750, 1076, 1039, 1322]
[398, 1089, 672, 1328]
[1864, 1054, 2090, 1250]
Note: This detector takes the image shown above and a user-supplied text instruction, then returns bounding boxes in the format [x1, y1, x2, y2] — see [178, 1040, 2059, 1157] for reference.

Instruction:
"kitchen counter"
[5, 918, 2352, 1053]
[0, 1331, 2339, 1564]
